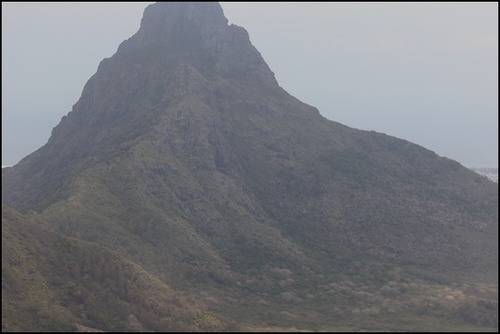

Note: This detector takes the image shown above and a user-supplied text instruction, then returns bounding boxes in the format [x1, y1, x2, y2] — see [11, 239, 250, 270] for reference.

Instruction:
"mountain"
[2, 2, 498, 331]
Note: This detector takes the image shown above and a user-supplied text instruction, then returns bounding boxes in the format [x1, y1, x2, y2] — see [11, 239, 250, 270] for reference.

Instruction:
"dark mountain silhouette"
[2, 2, 497, 331]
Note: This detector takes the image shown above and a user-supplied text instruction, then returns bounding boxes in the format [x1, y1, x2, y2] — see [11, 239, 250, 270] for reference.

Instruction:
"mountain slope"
[1, 205, 237, 332]
[2, 2, 497, 331]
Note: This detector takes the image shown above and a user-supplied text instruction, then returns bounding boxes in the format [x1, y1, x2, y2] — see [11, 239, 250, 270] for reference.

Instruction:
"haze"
[2, 2, 498, 168]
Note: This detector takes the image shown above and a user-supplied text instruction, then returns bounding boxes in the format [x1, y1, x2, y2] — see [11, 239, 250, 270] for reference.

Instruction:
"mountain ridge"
[2, 2, 497, 331]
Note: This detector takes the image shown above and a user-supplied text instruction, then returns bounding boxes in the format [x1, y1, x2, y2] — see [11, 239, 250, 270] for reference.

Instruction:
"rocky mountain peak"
[121, 2, 227, 51]
[113, 2, 277, 86]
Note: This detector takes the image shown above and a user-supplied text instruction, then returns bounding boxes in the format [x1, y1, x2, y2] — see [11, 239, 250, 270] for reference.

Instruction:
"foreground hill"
[2, 2, 497, 331]
[1, 205, 237, 331]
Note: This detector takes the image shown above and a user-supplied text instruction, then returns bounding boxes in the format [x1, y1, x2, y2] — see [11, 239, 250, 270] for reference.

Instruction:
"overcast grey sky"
[2, 2, 498, 167]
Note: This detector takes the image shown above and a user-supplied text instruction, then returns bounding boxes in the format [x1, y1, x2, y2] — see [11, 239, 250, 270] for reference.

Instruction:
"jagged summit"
[128, 2, 229, 49]
[114, 2, 277, 85]
[66, 1, 278, 134]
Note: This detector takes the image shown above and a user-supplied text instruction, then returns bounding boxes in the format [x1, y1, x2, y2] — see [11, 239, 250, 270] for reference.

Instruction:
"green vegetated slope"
[2, 2, 497, 331]
[33, 85, 498, 331]
[1, 205, 237, 332]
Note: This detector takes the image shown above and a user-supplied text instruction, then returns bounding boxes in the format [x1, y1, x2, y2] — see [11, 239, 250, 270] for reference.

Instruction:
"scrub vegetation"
[2, 2, 497, 331]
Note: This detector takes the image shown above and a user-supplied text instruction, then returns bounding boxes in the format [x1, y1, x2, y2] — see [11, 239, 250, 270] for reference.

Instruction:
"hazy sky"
[2, 2, 498, 167]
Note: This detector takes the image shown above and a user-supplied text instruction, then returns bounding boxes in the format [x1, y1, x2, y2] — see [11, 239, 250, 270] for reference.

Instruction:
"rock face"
[2, 2, 498, 331]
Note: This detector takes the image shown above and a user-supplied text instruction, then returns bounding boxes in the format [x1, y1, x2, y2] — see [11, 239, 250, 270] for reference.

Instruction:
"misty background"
[2, 2, 498, 168]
